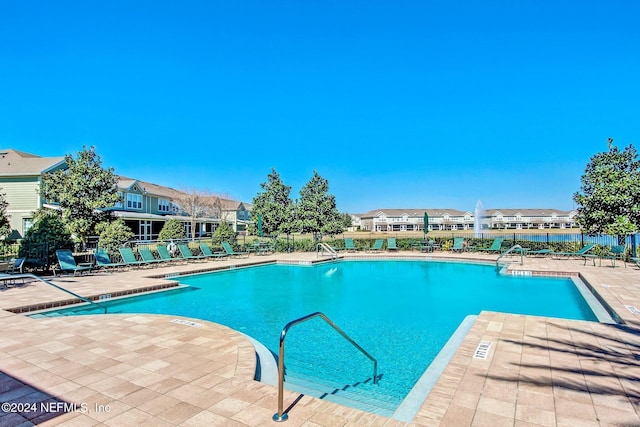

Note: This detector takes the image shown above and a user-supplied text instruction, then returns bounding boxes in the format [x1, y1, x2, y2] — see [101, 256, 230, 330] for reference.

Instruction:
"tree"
[174, 186, 216, 240]
[0, 190, 10, 239]
[295, 171, 343, 240]
[40, 146, 120, 245]
[251, 168, 294, 235]
[213, 221, 236, 247]
[340, 212, 353, 229]
[95, 219, 135, 253]
[158, 218, 187, 241]
[19, 209, 73, 267]
[573, 140, 640, 243]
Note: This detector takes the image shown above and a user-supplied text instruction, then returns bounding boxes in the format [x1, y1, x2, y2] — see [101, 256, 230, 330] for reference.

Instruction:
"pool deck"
[1, 251, 639, 426]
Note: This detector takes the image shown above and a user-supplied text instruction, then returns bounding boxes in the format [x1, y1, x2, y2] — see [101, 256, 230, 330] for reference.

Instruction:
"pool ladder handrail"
[496, 244, 524, 268]
[316, 242, 337, 259]
[8, 273, 107, 313]
[273, 311, 378, 422]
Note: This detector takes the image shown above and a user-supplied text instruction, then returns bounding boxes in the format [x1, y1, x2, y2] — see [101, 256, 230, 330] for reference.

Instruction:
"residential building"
[359, 209, 474, 232]
[484, 209, 578, 230]
[0, 149, 251, 240]
[0, 149, 67, 238]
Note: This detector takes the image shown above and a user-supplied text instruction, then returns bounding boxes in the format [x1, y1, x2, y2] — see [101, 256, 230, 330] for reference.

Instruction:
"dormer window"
[127, 193, 142, 209]
[158, 198, 170, 212]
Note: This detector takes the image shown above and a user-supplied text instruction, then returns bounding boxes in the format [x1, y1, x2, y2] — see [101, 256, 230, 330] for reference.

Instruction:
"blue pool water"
[35, 260, 597, 414]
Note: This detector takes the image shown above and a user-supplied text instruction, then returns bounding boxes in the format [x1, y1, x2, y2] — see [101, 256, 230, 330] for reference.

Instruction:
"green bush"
[158, 218, 186, 242]
[213, 222, 237, 247]
[19, 210, 73, 268]
[96, 219, 135, 253]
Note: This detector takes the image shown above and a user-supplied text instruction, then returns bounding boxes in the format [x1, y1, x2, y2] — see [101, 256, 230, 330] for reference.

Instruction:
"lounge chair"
[118, 247, 147, 268]
[138, 247, 165, 266]
[551, 243, 597, 265]
[157, 245, 183, 263]
[387, 238, 398, 251]
[451, 237, 465, 252]
[178, 243, 207, 261]
[199, 242, 228, 260]
[368, 239, 384, 252]
[94, 249, 127, 271]
[222, 241, 249, 258]
[0, 258, 26, 287]
[55, 249, 93, 276]
[344, 238, 359, 252]
[477, 238, 504, 253]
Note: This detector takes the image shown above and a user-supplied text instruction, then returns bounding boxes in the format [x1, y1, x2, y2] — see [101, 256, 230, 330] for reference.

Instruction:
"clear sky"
[2, 1, 639, 214]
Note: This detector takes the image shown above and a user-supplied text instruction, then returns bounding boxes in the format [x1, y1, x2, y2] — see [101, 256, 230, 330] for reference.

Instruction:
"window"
[23, 218, 33, 234]
[158, 198, 170, 212]
[114, 192, 124, 208]
[127, 193, 142, 209]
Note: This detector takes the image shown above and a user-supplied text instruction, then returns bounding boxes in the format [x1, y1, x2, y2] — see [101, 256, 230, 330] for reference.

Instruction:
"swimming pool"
[34, 260, 599, 417]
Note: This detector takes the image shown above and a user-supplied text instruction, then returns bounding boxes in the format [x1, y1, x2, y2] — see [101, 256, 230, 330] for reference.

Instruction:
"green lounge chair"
[344, 238, 358, 252]
[157, 245, 183, 263]
[387, 238, 398, 251]
[178, 244, 207, 261]
[477, 238, 504, 253]
[94, 249, 127, 271]
[451, 237, 465, 252]
[55, 249, 93, 276]
[199, 242, 228, 260]
[222, 241, 249, 258]
[118, 247, 146, 268]
[368, 239, 384, 252]
[138, 247, 165, 266]
[551, 243, 597, 265]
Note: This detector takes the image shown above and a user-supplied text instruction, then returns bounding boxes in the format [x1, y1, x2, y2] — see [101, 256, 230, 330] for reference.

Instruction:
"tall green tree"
[251, 168, 294, 235]
[40, 146, 120, 245]
[573, 140, 640, 243]
[95, 219, 135, 253]
[0, 190, 10, 239]
[158, 218, 187, 241]
[295, 171, 343, 239]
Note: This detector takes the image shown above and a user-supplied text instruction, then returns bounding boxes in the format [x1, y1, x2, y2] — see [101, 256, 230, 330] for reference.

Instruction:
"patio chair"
[199, 242, 228, 260]
[601, 245, 627, 267]
[551, 243, 597, 265]
[0, 258, 27, 287]
[157, 245, 183, 263]
[387, 238, 398, 251]
[344, 238, 359, 252]
[477, 238, 504, 253]
[138, 247, 165, 266]
[7, 257, 25, 274]
[55, 249, 93, 276]
[118, 247, 147, 268]
[178, 243, 207, 261]
[368, 239, 384, 252]
[222, 241, 249, 258]
[451, 237, 465, 252]
[94, 249, 127, 271]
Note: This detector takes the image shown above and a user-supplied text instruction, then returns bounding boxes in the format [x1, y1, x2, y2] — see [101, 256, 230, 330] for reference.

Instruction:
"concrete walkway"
[0, 251, 639, 426]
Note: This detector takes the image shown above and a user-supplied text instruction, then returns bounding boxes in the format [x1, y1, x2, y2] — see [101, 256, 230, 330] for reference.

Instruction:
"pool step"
[283, 373, 399, 417]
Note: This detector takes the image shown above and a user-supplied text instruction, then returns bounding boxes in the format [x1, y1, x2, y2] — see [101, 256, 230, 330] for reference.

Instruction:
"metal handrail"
[496, 244, 524, 268]
[7, 274, 107, 313]
[316, 242, 337, 259]
[272, 312, 378, 422]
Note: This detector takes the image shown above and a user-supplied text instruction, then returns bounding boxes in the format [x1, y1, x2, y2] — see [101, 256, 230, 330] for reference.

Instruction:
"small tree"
[0, 190, 10, 239]
[40, 146, 120, 245]
[295, 171, 343, 240]
[158, 218, 187, 241]
[573, 139, 640, 244]
[95, 219, 135, 253]
[251, 168, 295, 235]
[340, 213, 352, 229]
[175, 186, 212, 240]
[19, 209, 73, 267]
[213, 221, 236, 247]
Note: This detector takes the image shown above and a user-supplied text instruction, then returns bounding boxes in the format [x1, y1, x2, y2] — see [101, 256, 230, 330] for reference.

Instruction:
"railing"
[8, 274, 107, 313]
[272, 312, 378, 422]
[496, 244, 524, 268]
[316, 242, 337, 259]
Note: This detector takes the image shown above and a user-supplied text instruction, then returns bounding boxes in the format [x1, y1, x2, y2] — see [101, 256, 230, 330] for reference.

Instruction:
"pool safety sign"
[474, 341, 492, 360]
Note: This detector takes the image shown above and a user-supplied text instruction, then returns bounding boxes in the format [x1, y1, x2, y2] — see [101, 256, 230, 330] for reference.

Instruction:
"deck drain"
[474, 341, 492, 359]
[626, 306, 640, 315]
[171, 319, 203, 328]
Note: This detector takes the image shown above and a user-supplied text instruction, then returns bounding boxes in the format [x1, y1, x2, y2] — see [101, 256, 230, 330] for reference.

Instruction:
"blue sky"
[2, 1, 639, 214]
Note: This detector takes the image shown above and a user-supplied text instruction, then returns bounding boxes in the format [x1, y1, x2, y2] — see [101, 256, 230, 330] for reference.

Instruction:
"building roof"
[485, 208, 576, 216]
[360, 208, 471, 218]
[0, 149, 67, 177]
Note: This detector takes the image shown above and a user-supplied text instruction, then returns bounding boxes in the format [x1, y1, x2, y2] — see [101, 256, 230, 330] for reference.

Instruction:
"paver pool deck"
[1, 251, 639, 426]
